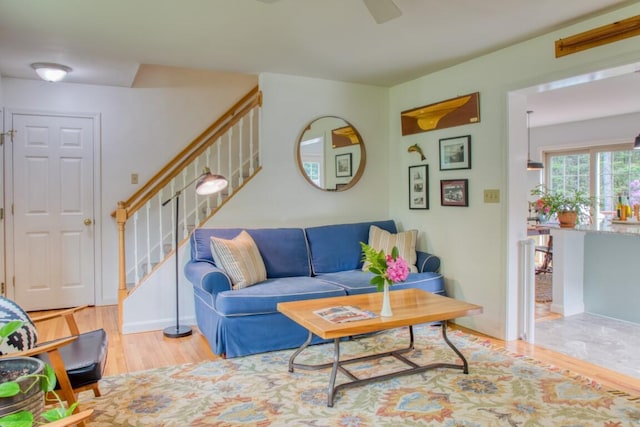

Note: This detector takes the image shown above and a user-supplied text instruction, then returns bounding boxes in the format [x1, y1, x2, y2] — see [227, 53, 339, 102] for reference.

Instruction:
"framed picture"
[441, 179, 469, 207]
[408, 165, 429, 209]
[439, 135, 471, 170]
[335, 153, 352, 177]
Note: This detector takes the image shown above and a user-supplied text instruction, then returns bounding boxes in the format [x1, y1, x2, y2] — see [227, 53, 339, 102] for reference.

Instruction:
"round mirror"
[296, 116, 366, 191]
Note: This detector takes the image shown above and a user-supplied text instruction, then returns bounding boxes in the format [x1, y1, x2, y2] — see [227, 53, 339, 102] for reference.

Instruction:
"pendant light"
[526, 110, 544, 170]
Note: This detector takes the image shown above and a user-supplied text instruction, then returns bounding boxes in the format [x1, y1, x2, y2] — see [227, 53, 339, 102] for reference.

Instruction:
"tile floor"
[535, 310, 640, 379]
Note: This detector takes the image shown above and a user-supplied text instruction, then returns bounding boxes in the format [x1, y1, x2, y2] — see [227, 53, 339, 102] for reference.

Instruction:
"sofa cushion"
[306, 220, 397, 274]
[210, 231, 267, 289]
[191, 227, 311, 278]
[214, 277, 346, 316]
[317, 270, 445, 296]
[364, 225, 418, 273]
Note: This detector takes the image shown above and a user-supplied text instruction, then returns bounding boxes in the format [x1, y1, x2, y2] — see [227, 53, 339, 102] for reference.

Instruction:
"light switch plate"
[131, 173, 139, 185]
[484, 189, 500, 203]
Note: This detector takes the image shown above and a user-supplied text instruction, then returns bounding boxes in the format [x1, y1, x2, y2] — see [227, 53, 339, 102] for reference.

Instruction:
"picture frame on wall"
[441, 179, 468, 207]
[439, 135, 471, 170]
[408, 165, 429, 209]
[335, 153, 352, 177]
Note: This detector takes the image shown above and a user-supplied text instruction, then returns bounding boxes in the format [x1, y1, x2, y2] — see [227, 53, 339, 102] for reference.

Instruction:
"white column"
[550, 228, 586, 316]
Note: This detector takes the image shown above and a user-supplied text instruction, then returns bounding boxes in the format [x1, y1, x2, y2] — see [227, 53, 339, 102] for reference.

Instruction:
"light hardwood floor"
[32, 304, 640, 397]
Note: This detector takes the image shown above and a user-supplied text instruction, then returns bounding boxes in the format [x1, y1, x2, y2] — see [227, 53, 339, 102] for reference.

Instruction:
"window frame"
[543, 142, 636, 220]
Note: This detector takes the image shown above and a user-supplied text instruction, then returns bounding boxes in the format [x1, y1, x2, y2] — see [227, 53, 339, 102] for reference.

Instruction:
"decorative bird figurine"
[408, 143, 426, 161]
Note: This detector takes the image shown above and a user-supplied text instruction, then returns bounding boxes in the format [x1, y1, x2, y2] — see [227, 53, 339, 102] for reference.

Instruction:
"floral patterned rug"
[80, 326, 639, 426]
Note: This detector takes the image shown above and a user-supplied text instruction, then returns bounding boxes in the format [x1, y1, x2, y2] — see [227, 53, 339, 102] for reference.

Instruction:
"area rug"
[79, 326, 639, 426]
[536, 272, 553, 302]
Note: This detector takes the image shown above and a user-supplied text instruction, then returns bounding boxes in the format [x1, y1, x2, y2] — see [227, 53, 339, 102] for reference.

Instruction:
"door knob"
[84, 218, 93, 226]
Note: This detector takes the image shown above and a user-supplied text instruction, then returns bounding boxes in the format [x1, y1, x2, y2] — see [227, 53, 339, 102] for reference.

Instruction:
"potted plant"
[0, 321, 78, 427]
[530, 185, 593, 228]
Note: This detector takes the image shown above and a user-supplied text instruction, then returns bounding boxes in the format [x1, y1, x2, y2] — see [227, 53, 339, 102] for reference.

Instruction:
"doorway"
[507, 61, 640, 377]
[5, 111, 100, 310]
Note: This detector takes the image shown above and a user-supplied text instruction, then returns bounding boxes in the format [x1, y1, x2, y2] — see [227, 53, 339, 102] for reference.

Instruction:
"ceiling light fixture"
[526, 110, 544, 171]
[30, 62, 72, 82]
[634, 133, 640, 150]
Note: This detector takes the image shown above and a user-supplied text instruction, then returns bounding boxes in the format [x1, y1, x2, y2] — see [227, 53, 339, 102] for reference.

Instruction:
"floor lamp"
[162, 167, 228, 338]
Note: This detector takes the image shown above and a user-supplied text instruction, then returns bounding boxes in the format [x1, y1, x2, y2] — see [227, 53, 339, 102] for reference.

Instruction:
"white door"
[11, 113, 95, 310]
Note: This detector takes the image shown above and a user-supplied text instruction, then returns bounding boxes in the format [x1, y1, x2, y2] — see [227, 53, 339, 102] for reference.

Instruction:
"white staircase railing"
[114, 87, 262, 329]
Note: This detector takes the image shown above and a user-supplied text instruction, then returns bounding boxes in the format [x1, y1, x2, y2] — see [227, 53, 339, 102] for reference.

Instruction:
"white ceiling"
[1, 0, 639, 126]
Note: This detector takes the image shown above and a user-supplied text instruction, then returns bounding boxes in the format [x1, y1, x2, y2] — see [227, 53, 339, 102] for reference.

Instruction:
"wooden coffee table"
[277, 288, 483, 406]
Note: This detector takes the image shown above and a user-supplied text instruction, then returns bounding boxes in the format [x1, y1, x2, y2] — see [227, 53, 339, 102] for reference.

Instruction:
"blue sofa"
[184, 220, 445, 358]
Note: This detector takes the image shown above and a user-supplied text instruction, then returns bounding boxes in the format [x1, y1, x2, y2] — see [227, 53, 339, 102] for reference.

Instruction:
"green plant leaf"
[0, 410, 33, 427]
[368, 266, 384, 275]
[67, 402, 79, 416]
[391, 246, 399, 259]
[0, 321, 24, 340]
[42, 364, 57, 392]
[41, 406, 68, 422]
[0, 381, 20, 398]
[370, 275, 384, 287]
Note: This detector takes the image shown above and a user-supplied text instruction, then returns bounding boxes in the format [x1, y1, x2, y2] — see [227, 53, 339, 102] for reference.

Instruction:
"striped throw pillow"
[0, 296, 38, 355]
[210, 231, 267, 289]
[364, 225, 418, 273]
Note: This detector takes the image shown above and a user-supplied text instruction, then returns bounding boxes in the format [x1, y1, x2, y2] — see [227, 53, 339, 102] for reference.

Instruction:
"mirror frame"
[295, 116, 367, 192]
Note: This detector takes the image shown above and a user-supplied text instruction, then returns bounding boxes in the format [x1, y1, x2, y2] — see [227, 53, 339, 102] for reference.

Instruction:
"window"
[597, 150, 640, 212]
[303, 162, 321, 186]
[548, 152, 590, 196]
[545, 144, 640, 220]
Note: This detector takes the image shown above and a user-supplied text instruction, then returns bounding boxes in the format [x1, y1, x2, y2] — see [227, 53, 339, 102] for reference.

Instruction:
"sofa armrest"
[184, 261, 233, 294]
[416, 250, 441, 273]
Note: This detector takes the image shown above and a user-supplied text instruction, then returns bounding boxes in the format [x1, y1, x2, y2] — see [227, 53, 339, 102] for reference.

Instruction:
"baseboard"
[122, 316, 197, 334]
[550, 302, 584, 316]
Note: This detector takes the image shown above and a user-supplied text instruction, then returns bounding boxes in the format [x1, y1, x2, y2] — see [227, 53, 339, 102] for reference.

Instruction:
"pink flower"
[360, 242, 410, 291]
[385, 254, 409, 283]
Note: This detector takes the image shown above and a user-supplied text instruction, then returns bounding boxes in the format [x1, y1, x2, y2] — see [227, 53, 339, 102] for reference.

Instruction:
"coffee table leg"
[289, 331, 314, 373]
[441, 322, 468, 374]
[327, 338, 340, 407]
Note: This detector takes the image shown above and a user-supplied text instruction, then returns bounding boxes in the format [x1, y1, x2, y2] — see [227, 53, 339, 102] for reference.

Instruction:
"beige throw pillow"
[364, 225, 418, 273]
[210, 231, 267, 289]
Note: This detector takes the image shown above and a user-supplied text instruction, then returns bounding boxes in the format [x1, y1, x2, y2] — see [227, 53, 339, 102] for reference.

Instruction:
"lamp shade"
[31, 62, 72, 82]
[195, 169, 228, 195]
[634, 134, 640, 150]
[527, 160, 545, 171]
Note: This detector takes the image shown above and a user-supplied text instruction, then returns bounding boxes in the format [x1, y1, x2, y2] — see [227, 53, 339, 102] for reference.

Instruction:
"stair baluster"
[113, 86, 262, 331]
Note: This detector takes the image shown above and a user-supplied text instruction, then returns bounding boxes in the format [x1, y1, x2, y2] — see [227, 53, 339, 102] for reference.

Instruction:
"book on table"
[313, 305, 377, 323]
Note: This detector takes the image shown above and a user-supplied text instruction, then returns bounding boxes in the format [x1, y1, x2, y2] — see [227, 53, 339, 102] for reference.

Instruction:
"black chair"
[0, 299, 107, 425]
[535, 236, 553, 274]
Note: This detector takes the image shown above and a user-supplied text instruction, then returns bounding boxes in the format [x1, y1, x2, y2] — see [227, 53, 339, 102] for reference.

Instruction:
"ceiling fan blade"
[362, 0, 402, 24]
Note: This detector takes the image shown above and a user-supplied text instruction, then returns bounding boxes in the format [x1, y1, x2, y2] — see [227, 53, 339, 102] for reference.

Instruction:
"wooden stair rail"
[114, 86, 262, 331]
[112, 86, 261, 220]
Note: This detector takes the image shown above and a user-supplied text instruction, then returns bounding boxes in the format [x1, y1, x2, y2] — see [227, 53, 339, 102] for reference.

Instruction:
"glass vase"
[381, 283, 393, 317]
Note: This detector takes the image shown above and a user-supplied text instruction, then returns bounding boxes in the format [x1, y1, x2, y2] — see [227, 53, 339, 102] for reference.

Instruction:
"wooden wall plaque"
[401, 92, 480, 136]
[331, 125, 361, 148]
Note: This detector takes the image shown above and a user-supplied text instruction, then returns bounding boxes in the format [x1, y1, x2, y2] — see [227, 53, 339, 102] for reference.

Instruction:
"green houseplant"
[530, 185, 593, 227]
[0, 321, 77, 427]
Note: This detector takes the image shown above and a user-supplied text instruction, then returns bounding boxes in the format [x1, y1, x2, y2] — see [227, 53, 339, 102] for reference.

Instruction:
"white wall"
[0, 74, 4, 299]
[532, 112, 640, 153]
[2, 67, 257, 307]
[208, 73, 390, 228]
[389, 2, 640, 340]
[123, 73, 390, 332]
